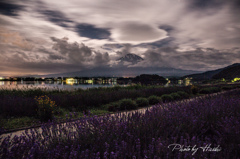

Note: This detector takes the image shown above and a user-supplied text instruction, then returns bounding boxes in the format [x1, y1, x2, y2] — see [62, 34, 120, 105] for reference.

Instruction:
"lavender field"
[1, 89, 239, 159]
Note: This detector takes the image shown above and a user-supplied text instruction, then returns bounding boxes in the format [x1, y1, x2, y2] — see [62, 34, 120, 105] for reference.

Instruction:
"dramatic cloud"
[134, 47, 240, 71]
[39, 9, 74, 29]
[0, 27, 33, 51]
[111, 22, 168, 44]
[76, 24, 111, 39]
[0, 0, 240, 76]
[0, 1, 24, 16]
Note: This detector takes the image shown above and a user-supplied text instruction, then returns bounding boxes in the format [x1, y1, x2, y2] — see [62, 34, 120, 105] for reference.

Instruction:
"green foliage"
[136, 97, 149, 107]
[104, 102, 120, 112]
[132, 74, 168, 85]
[176, 91, 190, 99]
[35, 95, 57, 122]
[110, 85, 122, 91]
[161, 94, 174, 103]
[199, 87, 221, 94]
[209, 87, 221, 93]
[89, 109, 109, 116]
[53, 107, 65, 116]
[170, 93, 181, 100]
[148, 95, 161, 105]
[0, 117, 38, 130]
[125, 84, 144, 90]
[199, 88, 211, 94]
[221, 86, 234, 90]
[119, 99, 137, 110]
[191, 85, 199, 95]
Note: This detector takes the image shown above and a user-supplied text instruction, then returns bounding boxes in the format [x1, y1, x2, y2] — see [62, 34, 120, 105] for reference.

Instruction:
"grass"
[88, 109, 109, 116]
[1, 108, 110, 131]
[0, 117, 38, 130]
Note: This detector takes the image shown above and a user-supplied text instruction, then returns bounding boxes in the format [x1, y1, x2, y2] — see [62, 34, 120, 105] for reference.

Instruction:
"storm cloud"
[134, 47, 240, 71]
[76, 24, 111, 39]
[0, 0, 240, 76]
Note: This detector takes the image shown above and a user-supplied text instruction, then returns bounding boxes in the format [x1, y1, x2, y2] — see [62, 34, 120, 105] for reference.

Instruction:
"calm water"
[0, 81, 119, 90]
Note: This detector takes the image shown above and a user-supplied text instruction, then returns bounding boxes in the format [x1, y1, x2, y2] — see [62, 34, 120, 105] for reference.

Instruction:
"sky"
[0, 0, 240, 76]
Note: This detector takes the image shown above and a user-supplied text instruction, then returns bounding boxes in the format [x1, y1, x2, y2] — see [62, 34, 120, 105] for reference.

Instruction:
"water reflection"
[0, 81, 4, 86]
[0, 81, 117, 90]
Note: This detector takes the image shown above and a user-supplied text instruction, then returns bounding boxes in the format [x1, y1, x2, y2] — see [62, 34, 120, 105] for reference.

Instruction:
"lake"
[0, 81, 119, 90]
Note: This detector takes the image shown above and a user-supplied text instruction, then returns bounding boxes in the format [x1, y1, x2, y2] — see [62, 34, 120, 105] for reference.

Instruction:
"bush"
[148, 95, 161, 105]
[221, 86, 233, 91]
[0, 95, 37, 117]
[191, 85, 199, 95]
[170, 93, 181, 100]
[136, 97, 149, 107]
[199, 87, 221, 94]
[119, 99, 137, 110]
[210, 87, 221, 93]
[199, 88, 211, 94]
[35, 95, 57, 122]
[176, 91, 190, 99]
[53, 107, 65, 116]
[104, 102, 120, 112]
[161, 94, 174, 103]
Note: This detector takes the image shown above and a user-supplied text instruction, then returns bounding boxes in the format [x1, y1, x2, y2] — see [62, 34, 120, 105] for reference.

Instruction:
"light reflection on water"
[0, 81, 4, 86]
[0, 81, 118, 90]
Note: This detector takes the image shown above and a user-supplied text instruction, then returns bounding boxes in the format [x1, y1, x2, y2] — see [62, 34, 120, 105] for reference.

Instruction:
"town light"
[66, 78, 77, 85]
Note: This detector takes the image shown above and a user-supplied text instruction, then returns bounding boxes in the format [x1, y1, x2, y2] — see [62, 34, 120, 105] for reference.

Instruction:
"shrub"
[104, 102, 120, 112]
[148, 95, 161, 105]
[53, 107, 65, 116]
[176, 91, 189, 99]
[199, 88, 211, 94]
[136, 97, 149, 107]
[199, 87, 221, 94]
[221, 86, 233, 90]
[161, 94, 174, 103]
[119, 99, 137, 110]
[35, 95, 57, 122]
[0, 95, 37, 117]
[210, 87, 221, 93]
[191, 85, 199, 95]
[170, 93, 181, 100]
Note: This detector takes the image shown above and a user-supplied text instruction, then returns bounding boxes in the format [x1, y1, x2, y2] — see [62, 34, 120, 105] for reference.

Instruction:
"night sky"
[0, 0, 240, 76]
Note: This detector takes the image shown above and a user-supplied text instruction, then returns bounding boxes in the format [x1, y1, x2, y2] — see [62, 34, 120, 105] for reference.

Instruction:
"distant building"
[178, 80, 183, 85]
[183, 77, 192, 86]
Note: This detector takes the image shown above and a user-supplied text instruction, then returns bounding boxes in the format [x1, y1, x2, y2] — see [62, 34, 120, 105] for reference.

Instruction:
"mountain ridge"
[32, 66, 200, 78]
[184, 63, 240, 80]
[117, 53, 144, 64]
[212, 63, 240, 80]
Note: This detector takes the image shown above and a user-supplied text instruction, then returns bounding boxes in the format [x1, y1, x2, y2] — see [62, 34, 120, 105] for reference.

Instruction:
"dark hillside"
[184, 63, 240, 81]
[212, 64, 240, 80]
